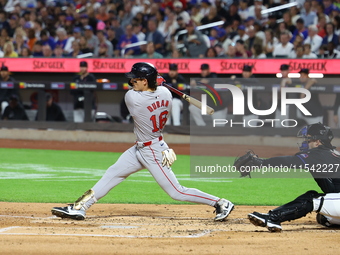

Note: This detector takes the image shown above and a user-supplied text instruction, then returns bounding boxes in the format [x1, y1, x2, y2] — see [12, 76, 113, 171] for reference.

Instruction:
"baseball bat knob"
[207, 107, 215, 115]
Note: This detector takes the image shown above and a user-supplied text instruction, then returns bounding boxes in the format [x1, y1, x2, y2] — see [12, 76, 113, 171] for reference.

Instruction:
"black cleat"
[248, 211, 282, 232]
[51, 206, 86, 220]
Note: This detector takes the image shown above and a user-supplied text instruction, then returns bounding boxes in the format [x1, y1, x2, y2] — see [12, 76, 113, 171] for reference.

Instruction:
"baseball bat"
[162, 82, 215, 115]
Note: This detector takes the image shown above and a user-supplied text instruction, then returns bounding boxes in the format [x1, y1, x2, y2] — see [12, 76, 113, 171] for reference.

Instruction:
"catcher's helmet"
[297, 122, 334, 151]
[125, 62, 158, 89]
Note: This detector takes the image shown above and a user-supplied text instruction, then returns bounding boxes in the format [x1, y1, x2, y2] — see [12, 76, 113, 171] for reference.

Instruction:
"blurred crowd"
[0, 0, 340, 58]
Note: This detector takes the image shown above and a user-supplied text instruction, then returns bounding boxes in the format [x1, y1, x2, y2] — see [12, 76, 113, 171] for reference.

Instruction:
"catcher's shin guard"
[268, 190, 320, 223]
[74, 189, 97, 210]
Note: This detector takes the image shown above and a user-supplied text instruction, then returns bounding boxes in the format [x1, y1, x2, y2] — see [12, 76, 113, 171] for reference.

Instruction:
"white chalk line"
[0, 214, 212, 221]
[0, 231, 212, 238]
[0, 225, 213, 238]
[0, 226, 21, 233]
[101, 225, 138, 229]
[0, 215, 53, 219]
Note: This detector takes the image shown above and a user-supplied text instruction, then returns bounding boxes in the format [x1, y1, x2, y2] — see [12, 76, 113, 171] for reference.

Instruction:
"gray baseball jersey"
[91, 86, 220, 206]
[125, 86, 172, 142]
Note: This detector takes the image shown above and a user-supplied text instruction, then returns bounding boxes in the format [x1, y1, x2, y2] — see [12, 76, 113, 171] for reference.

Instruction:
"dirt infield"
[1, 203, 339, 255]
[1, 139, 340, 255]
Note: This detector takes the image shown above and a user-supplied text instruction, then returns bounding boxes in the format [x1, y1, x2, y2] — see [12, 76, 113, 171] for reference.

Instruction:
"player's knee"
[295, 190, 319, 212]
[165, 188, 186, 201]
[168, 192, 183, 201]
[298, 190, 321, 201]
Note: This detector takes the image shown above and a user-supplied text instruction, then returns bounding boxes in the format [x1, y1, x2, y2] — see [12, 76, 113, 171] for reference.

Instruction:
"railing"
[121, 41, 147, 56]
[261, 2, 298, 15]
[77, 52, 93, 58]
[174, 21, 225, 49]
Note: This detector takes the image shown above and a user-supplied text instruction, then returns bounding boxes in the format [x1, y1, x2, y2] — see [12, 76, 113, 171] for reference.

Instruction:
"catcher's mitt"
[233, 150, 262, 177]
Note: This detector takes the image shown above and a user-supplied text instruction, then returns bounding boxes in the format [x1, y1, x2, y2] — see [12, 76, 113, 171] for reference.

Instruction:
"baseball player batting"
[51, 62, 234, 221]
[234, 123, 340, 232]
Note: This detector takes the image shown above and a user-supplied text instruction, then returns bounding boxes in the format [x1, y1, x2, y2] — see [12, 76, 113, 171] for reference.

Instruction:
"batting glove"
[161, 149, 177, 168]
[157, 75, 166, 86]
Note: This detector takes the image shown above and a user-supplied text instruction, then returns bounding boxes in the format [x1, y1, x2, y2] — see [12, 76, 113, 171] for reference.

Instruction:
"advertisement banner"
[0, 58, 338, 74]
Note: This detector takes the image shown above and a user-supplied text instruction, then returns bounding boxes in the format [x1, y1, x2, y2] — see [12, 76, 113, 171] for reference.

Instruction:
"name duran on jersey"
[147, 100, 170, 113]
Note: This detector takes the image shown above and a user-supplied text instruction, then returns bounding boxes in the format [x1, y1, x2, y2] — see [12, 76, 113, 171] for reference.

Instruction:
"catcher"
[234, 123, 340, 232]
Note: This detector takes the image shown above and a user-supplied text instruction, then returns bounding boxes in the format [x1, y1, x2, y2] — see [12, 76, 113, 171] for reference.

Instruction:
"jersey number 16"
[150, 110, 169, 132]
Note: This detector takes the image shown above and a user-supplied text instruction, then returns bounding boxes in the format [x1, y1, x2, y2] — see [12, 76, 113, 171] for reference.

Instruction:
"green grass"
[0, 148, 321, 206]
